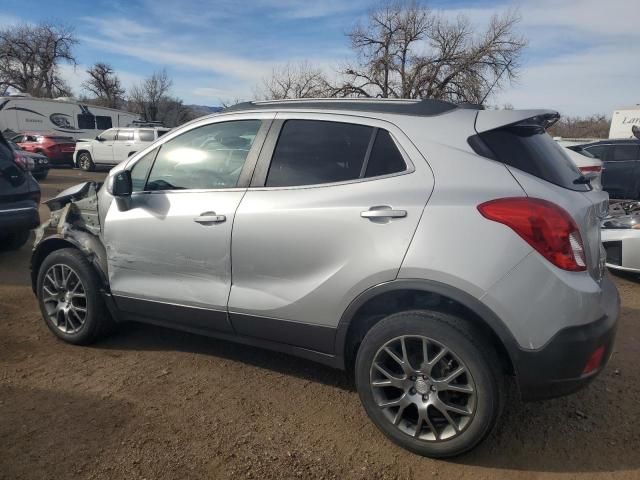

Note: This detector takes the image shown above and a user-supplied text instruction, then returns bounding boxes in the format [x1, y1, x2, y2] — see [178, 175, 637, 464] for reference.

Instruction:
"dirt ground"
[1, 169, 639, 480]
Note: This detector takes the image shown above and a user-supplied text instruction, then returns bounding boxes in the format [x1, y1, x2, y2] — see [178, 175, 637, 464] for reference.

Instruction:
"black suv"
[0, 132, 40, 250]
[569, 139, 640, 199]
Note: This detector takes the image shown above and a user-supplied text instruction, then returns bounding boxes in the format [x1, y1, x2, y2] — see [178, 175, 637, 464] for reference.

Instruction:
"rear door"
[228, 114, 434, 352]
[93, 129, 116, 163]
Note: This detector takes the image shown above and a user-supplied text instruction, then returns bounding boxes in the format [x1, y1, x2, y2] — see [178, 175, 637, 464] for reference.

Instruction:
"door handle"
[194, 211, 226, 224]
[361, 207, 407, 219]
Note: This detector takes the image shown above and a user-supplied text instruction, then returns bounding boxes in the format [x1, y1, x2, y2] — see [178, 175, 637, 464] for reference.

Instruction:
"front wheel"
[78, 152, 95, 171]
[355, 310, 504, 458]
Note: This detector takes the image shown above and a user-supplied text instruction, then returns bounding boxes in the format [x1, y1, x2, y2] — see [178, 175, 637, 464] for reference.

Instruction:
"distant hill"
[185, 104, 224, 116]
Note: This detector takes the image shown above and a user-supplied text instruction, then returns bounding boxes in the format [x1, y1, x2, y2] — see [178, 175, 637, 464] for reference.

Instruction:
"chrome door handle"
[194, 212, 226, 224]
[361, 207, 407, 219]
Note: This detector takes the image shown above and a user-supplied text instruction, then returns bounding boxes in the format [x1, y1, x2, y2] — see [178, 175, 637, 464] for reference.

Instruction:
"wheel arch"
[31, 235, 109, 294]
[335, 279, 519, 377]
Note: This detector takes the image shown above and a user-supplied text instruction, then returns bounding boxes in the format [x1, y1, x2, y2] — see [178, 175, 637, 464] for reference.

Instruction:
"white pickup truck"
[74, 127, 170, 171]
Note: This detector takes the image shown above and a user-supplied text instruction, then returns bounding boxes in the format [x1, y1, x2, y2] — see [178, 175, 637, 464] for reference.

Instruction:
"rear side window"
[365, 130, 406, 178]
[116, 130, 134, 141]
[583, 145, 608, 160]
[611, 144, 640, 161]
[477, 126, 588, 191]
[138, 130, 154, 142]
[266, 120, 406, 187]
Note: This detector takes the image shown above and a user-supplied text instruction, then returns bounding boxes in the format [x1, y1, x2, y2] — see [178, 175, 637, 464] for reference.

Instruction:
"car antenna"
[479, 59, 513, 107]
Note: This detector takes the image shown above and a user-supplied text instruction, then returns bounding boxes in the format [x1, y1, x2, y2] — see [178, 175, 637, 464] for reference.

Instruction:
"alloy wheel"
[369, 335, 476, 442]
[41, 264, 87, 334]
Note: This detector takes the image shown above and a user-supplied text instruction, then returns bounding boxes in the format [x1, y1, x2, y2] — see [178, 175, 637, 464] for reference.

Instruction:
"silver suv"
[74, 127, 170, 171]
[32, 99, 619, 458]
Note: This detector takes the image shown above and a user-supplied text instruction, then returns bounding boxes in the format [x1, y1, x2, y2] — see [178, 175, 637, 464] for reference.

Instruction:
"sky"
[0, 0, 638, 116]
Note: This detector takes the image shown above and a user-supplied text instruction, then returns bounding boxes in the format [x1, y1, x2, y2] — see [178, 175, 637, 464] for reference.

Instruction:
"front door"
[104, 116, 271, 332]
[228, 115, 434, 352]
[112, 129, 134, 164]
[93, 129, 116, 163]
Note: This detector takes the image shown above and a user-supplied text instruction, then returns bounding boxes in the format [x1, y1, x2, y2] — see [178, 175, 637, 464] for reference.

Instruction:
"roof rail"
[223, 98, 480, 116]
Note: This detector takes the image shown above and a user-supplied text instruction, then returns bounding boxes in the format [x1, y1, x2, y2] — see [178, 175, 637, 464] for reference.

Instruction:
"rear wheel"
[37, 248, 113, 344]
[78, 152, 95, 171]
[355, 310, 504, 458]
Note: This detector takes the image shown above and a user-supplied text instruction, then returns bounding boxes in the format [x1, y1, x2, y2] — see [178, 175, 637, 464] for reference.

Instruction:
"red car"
[11, 132, 76, 166]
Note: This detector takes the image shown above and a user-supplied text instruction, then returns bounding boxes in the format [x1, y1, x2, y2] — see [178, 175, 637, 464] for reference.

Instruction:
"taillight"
[13, 152, 35, 171]
[478, 197, 587, 272]
[582, 346, 605, 375]
[579, 166, 602, 174]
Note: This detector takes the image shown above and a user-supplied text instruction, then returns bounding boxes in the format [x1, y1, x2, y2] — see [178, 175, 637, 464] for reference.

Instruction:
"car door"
[594, 143, 640, 199]
[112, 129, 134, 164]
[92, 129, 116, 163]
[103, 114, 273, 333]
[228, 114, 434, 353]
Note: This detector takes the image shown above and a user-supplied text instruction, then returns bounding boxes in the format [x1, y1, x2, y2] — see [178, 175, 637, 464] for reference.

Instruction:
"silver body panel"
[602, 228, 640, 272]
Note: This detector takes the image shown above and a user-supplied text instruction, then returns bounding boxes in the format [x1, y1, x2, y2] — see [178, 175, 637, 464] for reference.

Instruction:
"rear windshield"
[477, 126, 588, 192]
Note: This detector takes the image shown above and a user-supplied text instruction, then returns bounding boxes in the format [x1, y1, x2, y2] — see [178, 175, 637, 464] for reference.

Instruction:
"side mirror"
[108, 170, 132, 197]
[96, 136, 104, 141]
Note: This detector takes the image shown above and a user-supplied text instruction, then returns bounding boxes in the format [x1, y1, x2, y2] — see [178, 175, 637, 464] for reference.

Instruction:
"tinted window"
[611, 145, 640, 161]
[145, 120, 261, 191]
[116, 130, 134, 141]
[96, 116, 113, 130]
[584, 145, 608, 160]
[130, 148, 157, 192]
[479, 126, 587, 191]
[266, 120, 373, 187]
[365, 130, 406, 177]
[138, 130, 154, 142]
[157, 130, 168, 138]
[99, 130, 117, 141]
[77, 114, 95, 130]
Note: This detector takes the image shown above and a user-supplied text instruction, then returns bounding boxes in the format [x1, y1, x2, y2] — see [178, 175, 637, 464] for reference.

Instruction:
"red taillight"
[13, 152, 35, 171]
[579, 166, 602, 174]
[478, 197, 587, 272]
[582, 346, 605, 375]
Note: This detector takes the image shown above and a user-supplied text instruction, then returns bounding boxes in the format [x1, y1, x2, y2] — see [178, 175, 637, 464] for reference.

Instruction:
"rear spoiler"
[474, 109, 560, 134]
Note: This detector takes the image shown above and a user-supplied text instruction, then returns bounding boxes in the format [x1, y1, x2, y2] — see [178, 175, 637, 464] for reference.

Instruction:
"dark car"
[0, 132, 40, 250]
[569, 139, 640, 199]
[7, 140, 50, 181]
[11, 132, 76, 166]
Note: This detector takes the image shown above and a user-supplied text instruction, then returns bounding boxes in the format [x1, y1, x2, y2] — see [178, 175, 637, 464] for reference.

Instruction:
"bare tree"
[128, 69, 173, 122]
[548, 114, 610, 139]
[0, 23, 77, 97]
[82, 63, 125, 108]
[335, 2, 526, 103]
[256, 61, 332, 100]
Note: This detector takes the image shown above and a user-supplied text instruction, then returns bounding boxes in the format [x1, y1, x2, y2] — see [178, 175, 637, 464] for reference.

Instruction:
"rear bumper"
[514, 278, 620, 401]
[0, 205, 39, 233]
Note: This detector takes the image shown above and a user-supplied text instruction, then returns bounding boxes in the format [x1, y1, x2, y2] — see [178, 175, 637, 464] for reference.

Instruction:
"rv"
[609, 105, 640, 139]
[0, 94, 140, 140]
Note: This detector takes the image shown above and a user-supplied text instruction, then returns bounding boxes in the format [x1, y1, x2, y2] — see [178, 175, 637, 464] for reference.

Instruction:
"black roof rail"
[223, 98, 480, 116]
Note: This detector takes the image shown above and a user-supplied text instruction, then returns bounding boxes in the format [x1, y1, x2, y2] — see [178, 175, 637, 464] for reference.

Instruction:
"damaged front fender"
[31, 182, 109, 292]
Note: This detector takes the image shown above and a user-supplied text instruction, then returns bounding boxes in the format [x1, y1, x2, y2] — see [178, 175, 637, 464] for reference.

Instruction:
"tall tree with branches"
[336, 2, 526, 103]
[255, 61, 332, 100]
[0, 23, 77, 97]
[82, 63, 125, 108]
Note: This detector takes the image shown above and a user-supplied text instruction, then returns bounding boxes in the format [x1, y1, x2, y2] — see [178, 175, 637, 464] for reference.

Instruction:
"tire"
[355, 310, 504, 458]
[0, 230, 30, 251]
[78, 152, 95, 171]
[36, 248, 114, 345]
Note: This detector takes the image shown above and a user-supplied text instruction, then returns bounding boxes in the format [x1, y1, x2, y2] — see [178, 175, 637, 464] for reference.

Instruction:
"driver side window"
[144, 120, 262, 191]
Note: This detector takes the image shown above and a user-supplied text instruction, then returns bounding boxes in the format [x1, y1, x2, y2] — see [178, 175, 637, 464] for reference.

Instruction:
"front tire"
[355, 310, 504, 458]
[37, 248, 113, 345]
[78, 152, 95, 171]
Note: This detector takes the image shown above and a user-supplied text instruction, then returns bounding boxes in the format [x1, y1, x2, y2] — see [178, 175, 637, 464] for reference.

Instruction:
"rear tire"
[78, 152, 95, 171]
[355, 310, 504, 458]
[0, 230, 30, 251]
[37, 248, 114, 345]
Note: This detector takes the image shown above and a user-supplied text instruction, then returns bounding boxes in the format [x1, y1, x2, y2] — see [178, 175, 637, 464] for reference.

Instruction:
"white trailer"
[609, 105, 640, 139]
[0, 94, 140, 140]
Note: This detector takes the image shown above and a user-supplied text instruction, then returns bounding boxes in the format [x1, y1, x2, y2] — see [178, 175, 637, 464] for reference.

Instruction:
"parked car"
[31, 99, 619, 458]
[74, 127, 170, 171]
[0, 132, 40, 250]
[11, 132, 76, 166]
[601, 201, 640, 273]
[7, 140, 49, 180]
[563, 146, 602, 190]
[568, 139, 640, 199]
